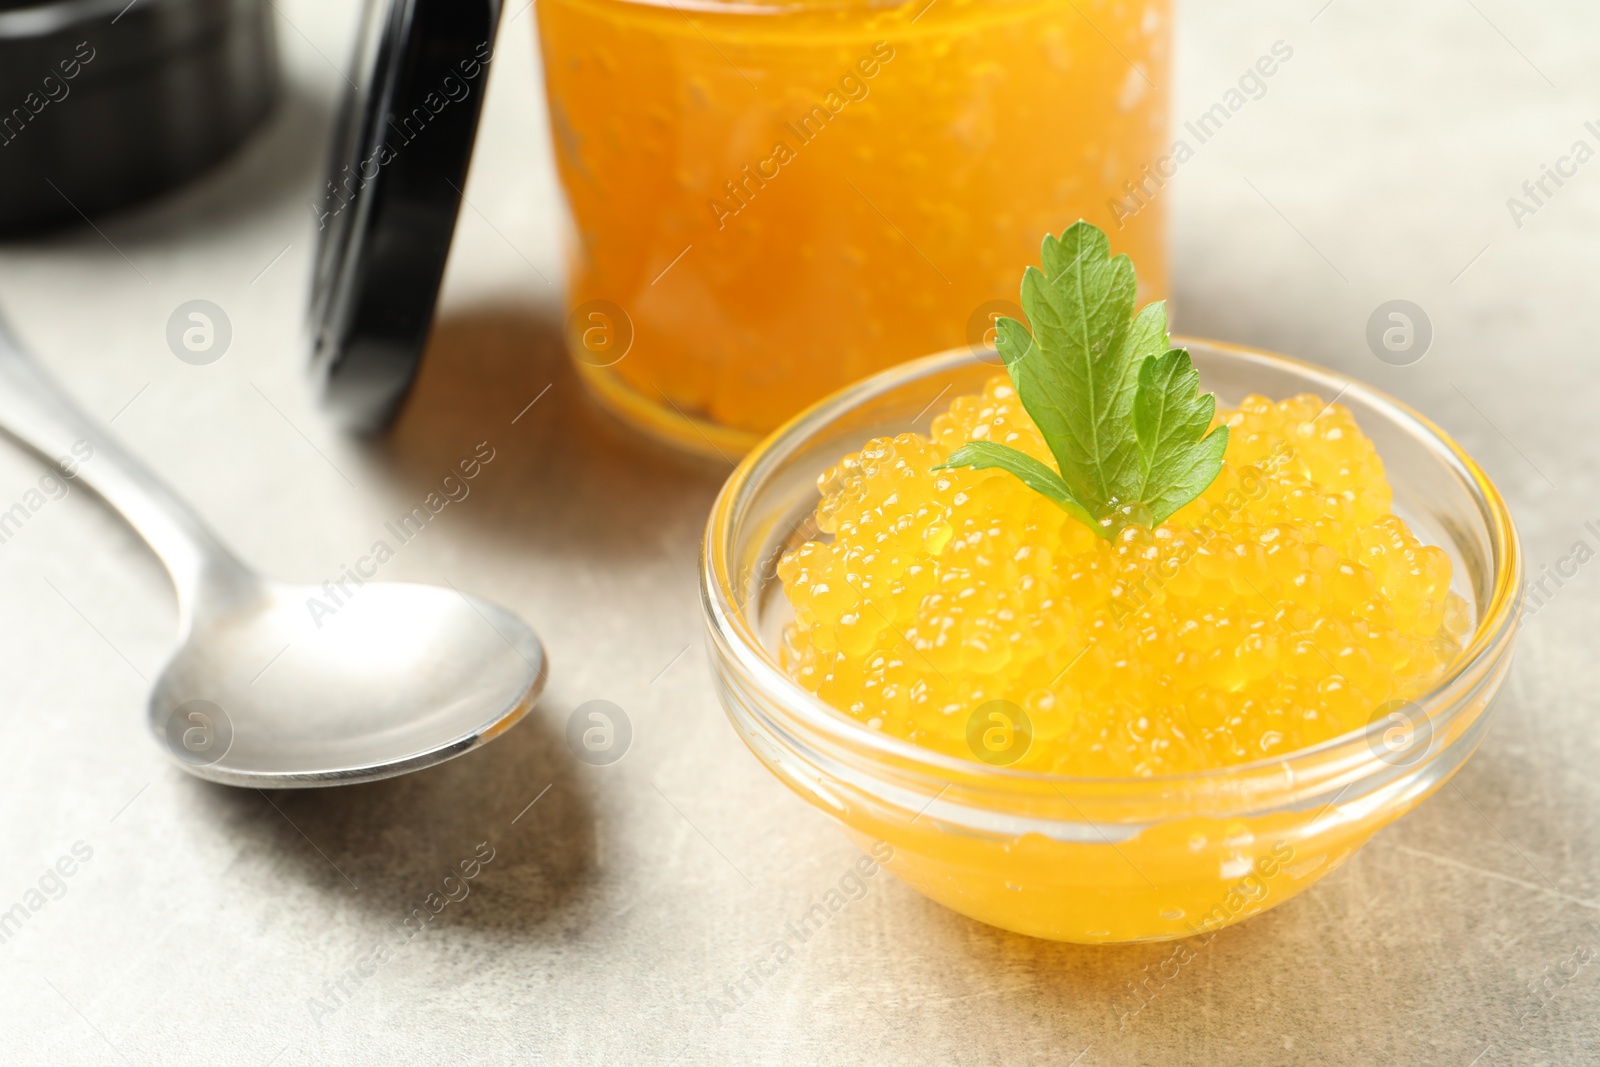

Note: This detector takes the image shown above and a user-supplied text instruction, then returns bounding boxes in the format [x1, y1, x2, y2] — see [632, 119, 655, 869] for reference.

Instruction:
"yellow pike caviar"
[777, 376, 1471, 776]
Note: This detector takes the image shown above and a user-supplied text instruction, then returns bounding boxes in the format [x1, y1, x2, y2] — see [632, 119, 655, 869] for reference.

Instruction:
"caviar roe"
[776, 376, 1471, 776]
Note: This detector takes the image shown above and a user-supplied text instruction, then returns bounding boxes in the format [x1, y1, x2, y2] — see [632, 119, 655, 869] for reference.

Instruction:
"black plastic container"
[0, 0, 278, 233]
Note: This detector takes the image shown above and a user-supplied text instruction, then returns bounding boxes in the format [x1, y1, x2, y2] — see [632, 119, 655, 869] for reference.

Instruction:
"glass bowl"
[700, 339, 1522, 943]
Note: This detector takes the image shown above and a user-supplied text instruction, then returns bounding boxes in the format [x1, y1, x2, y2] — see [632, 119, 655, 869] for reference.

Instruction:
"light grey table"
[1, 1, 1595, 1063]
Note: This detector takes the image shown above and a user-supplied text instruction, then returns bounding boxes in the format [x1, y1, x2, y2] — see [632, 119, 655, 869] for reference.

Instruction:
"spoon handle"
[0, 315, 242, 605]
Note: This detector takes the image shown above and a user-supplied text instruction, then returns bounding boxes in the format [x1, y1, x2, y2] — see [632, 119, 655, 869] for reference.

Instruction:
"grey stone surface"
[0, 0, 1596, 1063]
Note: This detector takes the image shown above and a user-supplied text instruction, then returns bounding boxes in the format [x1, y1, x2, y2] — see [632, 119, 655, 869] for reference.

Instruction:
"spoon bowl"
[150, 580, 546, 786]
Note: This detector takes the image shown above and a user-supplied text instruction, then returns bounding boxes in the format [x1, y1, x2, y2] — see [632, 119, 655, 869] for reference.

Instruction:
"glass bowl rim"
[701, 337, 1523, 791]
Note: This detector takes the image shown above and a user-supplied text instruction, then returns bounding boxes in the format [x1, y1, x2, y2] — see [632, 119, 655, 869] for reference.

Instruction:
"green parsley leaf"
[1133, 347, 1229, 524]
[938, 221, 1228, 535]
[933, 441, 1095, 528]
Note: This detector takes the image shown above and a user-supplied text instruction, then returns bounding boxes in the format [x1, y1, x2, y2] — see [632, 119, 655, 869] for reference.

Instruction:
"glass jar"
[701, 340, 1522, 942]
[537, 0, 1171, 455]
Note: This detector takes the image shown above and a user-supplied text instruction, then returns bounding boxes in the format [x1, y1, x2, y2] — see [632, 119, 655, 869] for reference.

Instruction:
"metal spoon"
[0, 317, 546, 787]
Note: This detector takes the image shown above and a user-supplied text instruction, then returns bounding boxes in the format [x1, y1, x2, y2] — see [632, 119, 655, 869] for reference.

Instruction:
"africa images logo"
[310, 42, 494, 231]
[706, 43, 895, 231]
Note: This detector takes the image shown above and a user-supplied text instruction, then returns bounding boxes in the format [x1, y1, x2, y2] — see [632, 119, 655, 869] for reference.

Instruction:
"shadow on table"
[368, 303, 731, 568]
[181, 700, 597, 940]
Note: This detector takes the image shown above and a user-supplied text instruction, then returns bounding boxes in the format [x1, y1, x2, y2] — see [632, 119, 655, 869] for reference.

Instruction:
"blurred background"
[0, 0, 1595, 1063]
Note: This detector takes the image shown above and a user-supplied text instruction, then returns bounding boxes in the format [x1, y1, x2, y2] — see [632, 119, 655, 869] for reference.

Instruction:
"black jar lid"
[309, 0, 502, 434]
